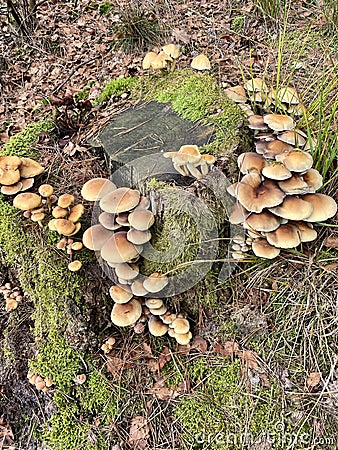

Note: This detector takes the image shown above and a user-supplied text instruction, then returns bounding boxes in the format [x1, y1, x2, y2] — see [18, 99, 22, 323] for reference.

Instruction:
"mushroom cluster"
[48, 193, 85, 237]
[227, 115, 337, 258]
[0, 282, 23, 312]
[142, 45, 211, 72]
[142, 44, 179, 71]
[81, 177, 193, 345]
[225, 79, 305, 117]
[164, 144, 216, 179]
[27, 371, 54, 393]
[0, 156, 44, 195]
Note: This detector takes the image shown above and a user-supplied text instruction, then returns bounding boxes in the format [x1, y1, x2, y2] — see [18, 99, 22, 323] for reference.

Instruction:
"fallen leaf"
[323, 235, 338, 248]
[63, 141, 76, 156]
[147, 377, 182, 400]
[307, 372, 321, 387]
[214, 340, 239, 357]
[128, 416, 150, 450]
[191, 336, 208, 353]
[106, 356, 134, 379]
[237, 350, 258, 369]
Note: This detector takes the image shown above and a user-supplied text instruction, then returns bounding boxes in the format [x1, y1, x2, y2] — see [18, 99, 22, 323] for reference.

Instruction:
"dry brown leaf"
[128, 416, 150, 450]
[323, 235, 338, 248]
[147, 377, 182, 401]
[63, 141, 75, 155]
[307, 372, 321, 387]
[237, 350, 259, 369]
[191, 336, 208, 353]
[106, 356, 134, 378]
[214, 340, 239, 357]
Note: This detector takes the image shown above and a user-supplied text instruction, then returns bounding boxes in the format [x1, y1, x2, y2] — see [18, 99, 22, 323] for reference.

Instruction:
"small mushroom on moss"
[68, 204, 85, 223]
[224, 85, 247, 103]
[58, 193, 75, 209]
[101, 231, 142, 264]
[54, 219, 76, 236]
[171, 318, 190, 334]
[128, 209, 155, 231]
[52, 206, 68, 218]
[68, 260, 82, 272]
[38, 184, 54, 209]
[142, 51, 158, 69]
[191, 53, 211, 71]
[13, 192, 42, 210]
[31, 211, 45, 227]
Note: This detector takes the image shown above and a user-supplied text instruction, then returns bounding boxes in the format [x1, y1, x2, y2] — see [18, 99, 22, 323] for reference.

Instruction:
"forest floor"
[0, 1, 338, 449]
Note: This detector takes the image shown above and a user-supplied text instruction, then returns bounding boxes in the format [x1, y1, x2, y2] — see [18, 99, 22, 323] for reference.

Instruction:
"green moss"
[42, 368, 121, 450]
[1, 120, 54, 158]
[176, 357, 282, 450]
[95, 77, 136, 104]
[131, 69, 250, 157]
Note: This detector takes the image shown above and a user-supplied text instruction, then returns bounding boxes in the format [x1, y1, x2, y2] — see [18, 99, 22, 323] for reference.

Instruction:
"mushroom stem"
[187, 163, 203, 179]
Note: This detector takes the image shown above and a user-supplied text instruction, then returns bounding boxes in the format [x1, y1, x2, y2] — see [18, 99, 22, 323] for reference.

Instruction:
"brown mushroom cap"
[302, 169, 323, 192]
[269, 196, 313, 221]
[31, 212, 45, 222]
[0, 168, 21, 185]
[290, 221, 317, 242]
[224, 85, 247, 103]
[237, 179, 285, 213]
[142, 51, 158, 69]
[191, 53, 211, 70]
[127, 228, 152, 245]
[278, 175, 310, 195]
[67, 222, 81, 237]
[178, 145, 201, 164]
[100, 187, 140, 214]
[128, 210, 155, 231]
[81, 178, 117, 202]
[114, 263, 139, 281]
[0, 155, 21, 171]
[38, 184, 54, 198]
[248, 115, 268, 131]
[171, 318, 190, 334]
[162, 44, 180, 59]
[149, 304, 168, 316]
[58, 194, 74, 208]
[273, 86, 299, 105]
[54, 219, 76, 236]
[276, 150, 313, 172]
[19, 157, 44, 178]
[131, 278, 149, 296]
[175, 331, 192, 345]
[52, 206, 68, 218]
[13, 192, 42, 210]
[262, 162, 292, 180]
[265, 224, 301, 249]
[145, 298, 163, 309]
[301, 193, 337, 222]
[277, 130, 306, 147]
[244, 78, 267, 92]
[82, 224, 114, 251]
[111, 299, 142, 326]
[134, 196, 151, 211]
[109, 284, 133, 304]
[252, 238, 280, 259]
[68, 204, 85, 223]
[237, 152, 266, 174]
[263, 114, 295, 132]
[99, 212, 121, 231]
[244, 211, 282, 232]
[101, 231, 142, 264]
[68, 260, 82, 272]
[255, 139, 294, 158]
[148, 316, 168, 336]
[143, 272, 169, 293]
[1, 182, 23, 195]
